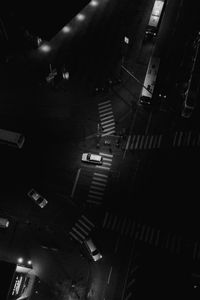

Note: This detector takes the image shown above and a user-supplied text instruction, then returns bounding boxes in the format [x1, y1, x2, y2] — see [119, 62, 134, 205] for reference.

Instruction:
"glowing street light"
[90, 0, 99, 6]
[62, 25, 71, 33]
[17, 257, 24, 264]
[39, 43, 51, 53]
[76, 13, 85, 21]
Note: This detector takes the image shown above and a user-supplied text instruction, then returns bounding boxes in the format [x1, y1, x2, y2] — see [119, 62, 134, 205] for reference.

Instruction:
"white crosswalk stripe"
[101, 130, 116, 137]
[98, 100, 111, 106]
[98, 100, 115, 136]
[99, 111, 113, 118]
[99, 106, 112, 113]
[99, 152, 113, 158]
[101, 119, 115, 125]
[103, 122, 115, 128]
[172, 131, 200, 148]
[91, 180, 106, 187]
[100, 114, 114, 121]
[69, 215, 95, 243]
[128, 134, 163, 150]
[103, 125, 115, 132]
[130, 135, 136, 150]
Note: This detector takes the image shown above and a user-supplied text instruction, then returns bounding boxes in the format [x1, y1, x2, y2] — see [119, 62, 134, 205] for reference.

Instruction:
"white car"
[82, 153, 103, 165]
[28, 189, 48, 208]
[83, 238, 102, 262]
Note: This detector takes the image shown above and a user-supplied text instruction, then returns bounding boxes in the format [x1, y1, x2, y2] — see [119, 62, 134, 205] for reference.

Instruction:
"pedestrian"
[109, 147, 112, 153]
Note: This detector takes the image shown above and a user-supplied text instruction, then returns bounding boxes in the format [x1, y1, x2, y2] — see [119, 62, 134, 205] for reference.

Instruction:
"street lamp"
[90, 0, 99, 6]
[17, 257, 24, 264]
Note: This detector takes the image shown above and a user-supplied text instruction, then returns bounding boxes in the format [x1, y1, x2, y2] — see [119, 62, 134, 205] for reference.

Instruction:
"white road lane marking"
[98, 100, 111, 106]
[94, 172, 108, 178]
[103, 122, 115, 128]
[103, 126, 115, 132]
[107, 266, 113, 284]
[100, 114, 114, 121]
[95, 165, 110, 170]
[99, 111, 113, 118]
[101, 119, 115, 125]
[99, 107, 112, 115]
[70, 168, 81, 198]
[91, 180, 106, 187]
[101, 130, 115, 137]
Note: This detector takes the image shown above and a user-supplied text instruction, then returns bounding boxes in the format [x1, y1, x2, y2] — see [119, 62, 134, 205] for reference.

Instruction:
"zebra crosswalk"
[127, 134, 163, 150]
[98, 100, 116, 137]
[172, 131, 200, 148]
[87, 172, 108, 205]
[102, 211, 182, 255]
[95, 152, 113, 171]
[87, 152, 113, 205]
[69, 214, 95, 243]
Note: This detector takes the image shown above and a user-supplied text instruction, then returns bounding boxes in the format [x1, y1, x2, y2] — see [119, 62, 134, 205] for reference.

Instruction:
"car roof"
[90, 154, 102, 161]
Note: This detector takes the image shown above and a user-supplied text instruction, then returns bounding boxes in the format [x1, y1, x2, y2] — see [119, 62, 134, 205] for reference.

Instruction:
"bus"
[145, 0, 166, 38]
[0, 128, 25, 149]
[139, 56, 160, 105]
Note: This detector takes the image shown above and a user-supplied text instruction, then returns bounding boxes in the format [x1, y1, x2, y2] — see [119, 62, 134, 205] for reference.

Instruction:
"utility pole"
[121, 64, 153, 95]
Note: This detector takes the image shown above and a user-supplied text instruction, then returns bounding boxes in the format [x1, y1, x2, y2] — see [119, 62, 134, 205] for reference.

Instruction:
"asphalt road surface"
[1, 0, 200, 299]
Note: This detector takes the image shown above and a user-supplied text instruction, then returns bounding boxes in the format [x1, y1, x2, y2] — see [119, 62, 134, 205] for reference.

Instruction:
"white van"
[0, 217, 10, 228]
[83, 238, 102, 262]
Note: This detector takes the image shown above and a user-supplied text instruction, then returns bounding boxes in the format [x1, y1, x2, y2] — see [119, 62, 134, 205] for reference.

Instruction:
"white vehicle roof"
[90, 154, 102, 161]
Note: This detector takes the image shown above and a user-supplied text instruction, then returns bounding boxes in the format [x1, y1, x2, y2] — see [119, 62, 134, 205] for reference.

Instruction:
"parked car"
[0, 217, 9, 228]
[27, 189, 48, 208]
[83, 238, 102, 262]
[81, 153, 103, 165]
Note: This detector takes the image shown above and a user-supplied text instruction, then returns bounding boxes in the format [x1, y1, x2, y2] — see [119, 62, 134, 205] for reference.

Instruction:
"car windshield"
[92, 249, 99, 256]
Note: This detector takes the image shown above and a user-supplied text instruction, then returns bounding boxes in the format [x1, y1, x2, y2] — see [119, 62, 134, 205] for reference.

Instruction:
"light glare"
[39, 44, 51, 52]
[76, 13, 85, 21]
[17, 257, 23, 264]
[90, 0, 99, 6]
[62, 26, 71, 33]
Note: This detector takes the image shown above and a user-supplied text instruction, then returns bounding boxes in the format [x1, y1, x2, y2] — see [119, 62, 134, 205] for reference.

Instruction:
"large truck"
[145, 0, 166, 38]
